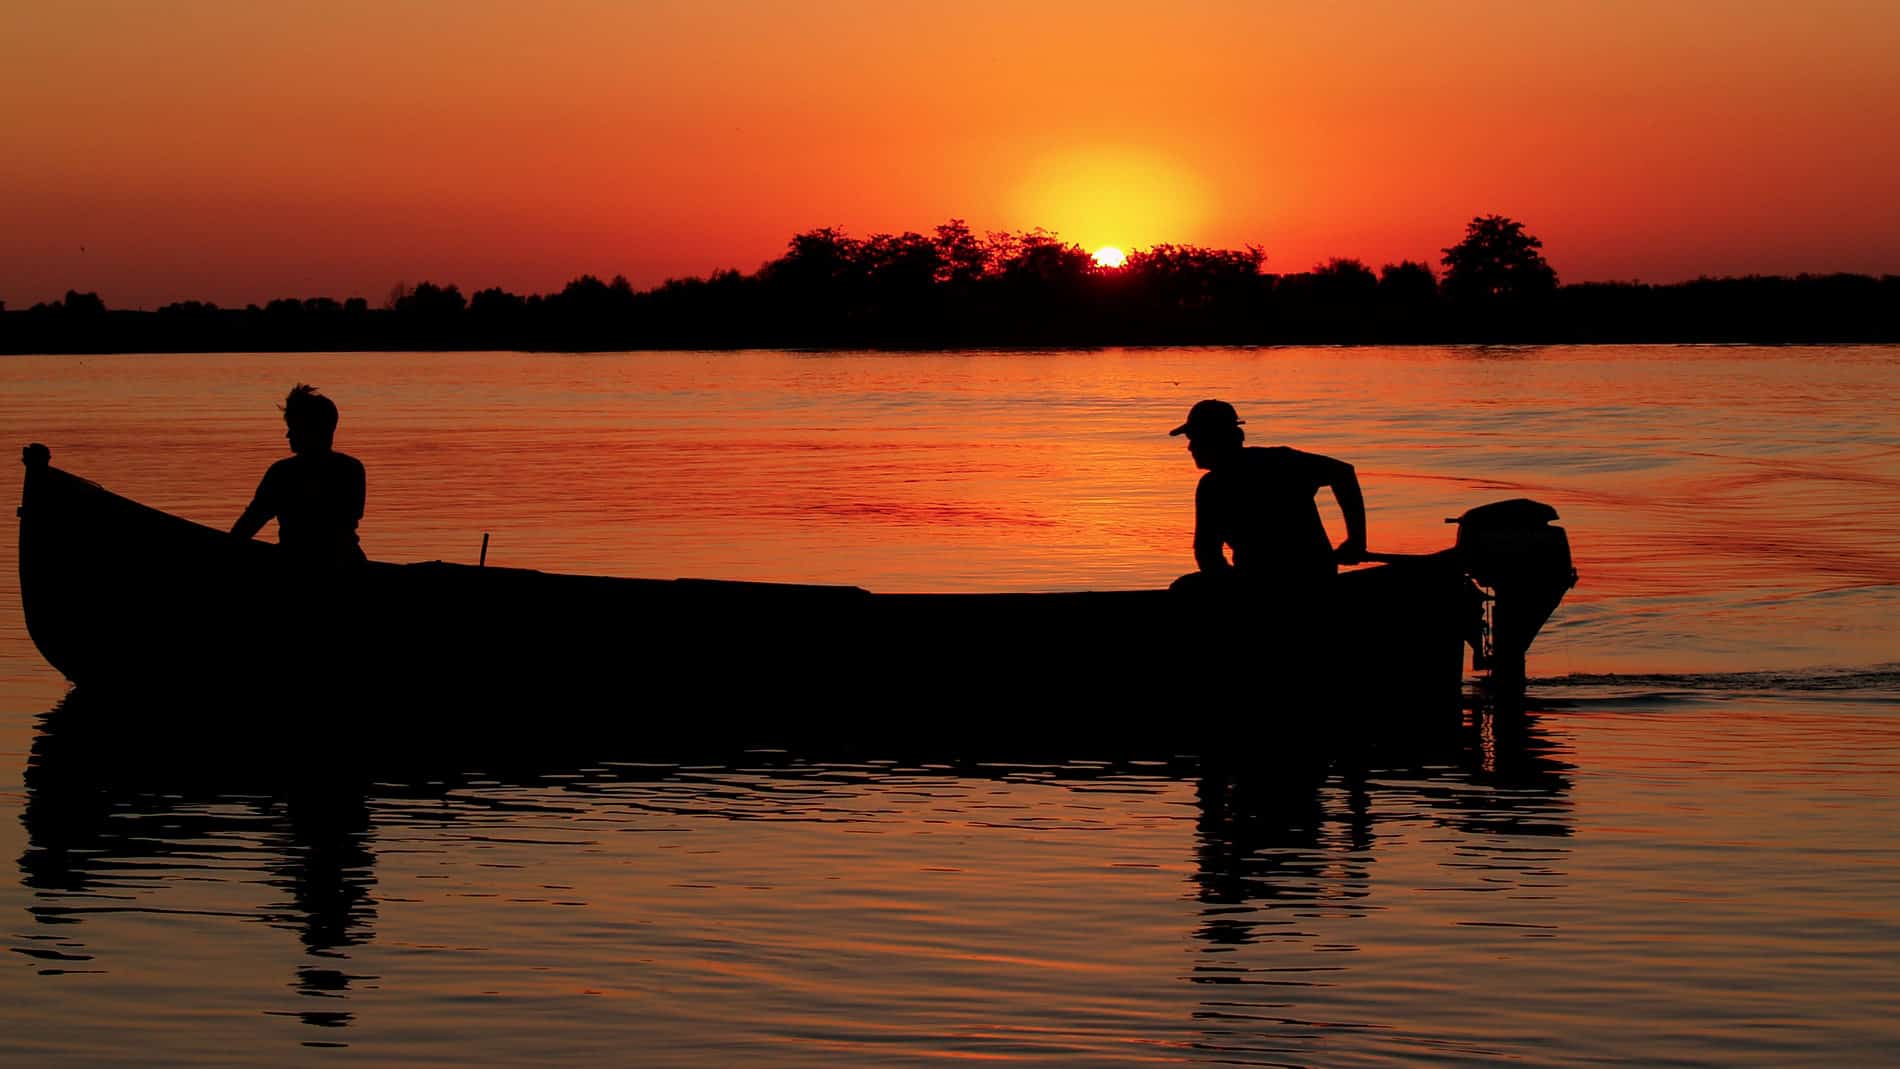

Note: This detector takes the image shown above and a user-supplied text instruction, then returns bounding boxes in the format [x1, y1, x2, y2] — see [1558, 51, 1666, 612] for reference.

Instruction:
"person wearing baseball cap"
[1168, 398, 1366, 597]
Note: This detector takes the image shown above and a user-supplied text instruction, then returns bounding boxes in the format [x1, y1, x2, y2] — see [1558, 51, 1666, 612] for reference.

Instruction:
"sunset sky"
[4, 0, 1898, 309]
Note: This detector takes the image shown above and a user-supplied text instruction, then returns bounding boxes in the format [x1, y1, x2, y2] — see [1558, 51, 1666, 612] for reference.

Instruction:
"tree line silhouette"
[5, 216, 1896, 352]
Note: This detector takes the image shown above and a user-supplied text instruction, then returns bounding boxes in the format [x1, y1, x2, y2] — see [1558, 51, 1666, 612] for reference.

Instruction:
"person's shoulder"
[1241, 445, 1301, 469]
[1259, 444, 1337, 467]
[314, 451, 365, 477]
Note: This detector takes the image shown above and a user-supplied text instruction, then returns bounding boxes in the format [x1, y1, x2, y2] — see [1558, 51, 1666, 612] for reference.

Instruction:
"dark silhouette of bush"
[1255, 260, 1376, 341]
[758, 229, 863, 341]
[1378, 261, 1438, 304]
[387, 282, 467, 347]
[1104, 244, 1268, 342]
[1313, 258, 1378, 292]
[1368, 260, 1443, 339]
[60, 290, 108, 319]
[858, 231, 944, 325]
[394, 282, 466, 318]
[1123, 245, 1267, 309]
[538, 275, 635, 348]
[1312, 259, 1379, 313]
[933, 220, 988, 288]
[988, 230, 1095, 297]
[468, 287, 528, 347]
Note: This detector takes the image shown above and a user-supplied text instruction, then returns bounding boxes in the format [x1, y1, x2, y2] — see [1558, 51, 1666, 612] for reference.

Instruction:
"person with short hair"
[231, 384, 367, 566]
[1169, 399, 1365, 595]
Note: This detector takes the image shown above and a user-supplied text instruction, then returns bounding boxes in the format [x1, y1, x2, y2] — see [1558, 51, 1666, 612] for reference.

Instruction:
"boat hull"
[19, 446, 1482, 740]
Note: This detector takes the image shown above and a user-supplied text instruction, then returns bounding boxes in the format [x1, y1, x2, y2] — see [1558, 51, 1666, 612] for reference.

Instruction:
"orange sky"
[4, 1, 1898, 309]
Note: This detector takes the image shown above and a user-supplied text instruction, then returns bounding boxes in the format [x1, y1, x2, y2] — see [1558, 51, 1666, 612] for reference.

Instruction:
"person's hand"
[1334, 536, 1367, 566]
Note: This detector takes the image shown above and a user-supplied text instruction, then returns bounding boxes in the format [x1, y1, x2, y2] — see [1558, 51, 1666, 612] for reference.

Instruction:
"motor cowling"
[1450, 498, 1577, 689]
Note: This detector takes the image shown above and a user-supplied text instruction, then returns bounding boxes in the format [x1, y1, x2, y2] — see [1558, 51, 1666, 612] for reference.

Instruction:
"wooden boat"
[17, 443, 1575, 741]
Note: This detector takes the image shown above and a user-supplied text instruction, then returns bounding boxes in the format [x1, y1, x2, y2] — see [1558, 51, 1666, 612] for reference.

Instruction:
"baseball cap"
[1169, 399, 1245, 437]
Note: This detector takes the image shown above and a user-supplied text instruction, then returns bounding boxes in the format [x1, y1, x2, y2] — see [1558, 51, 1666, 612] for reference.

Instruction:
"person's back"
[248, 450, 366, 561]
[1198, 445, 1339, 585]
[231, 384, 366, 567]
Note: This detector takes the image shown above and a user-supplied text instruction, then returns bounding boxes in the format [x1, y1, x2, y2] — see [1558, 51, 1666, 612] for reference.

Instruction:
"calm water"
[1, 346, 1897, 1065]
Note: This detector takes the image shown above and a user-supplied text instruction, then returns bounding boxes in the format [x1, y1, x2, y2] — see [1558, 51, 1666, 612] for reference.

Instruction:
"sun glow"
[1092, 247, 1127, 269]
[1015, 151, 1209, 254]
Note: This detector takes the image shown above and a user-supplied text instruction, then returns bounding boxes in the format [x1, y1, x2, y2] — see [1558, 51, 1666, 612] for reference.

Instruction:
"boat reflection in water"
[20, 693, 381, 1033]
[18, 687, 1572, 1056]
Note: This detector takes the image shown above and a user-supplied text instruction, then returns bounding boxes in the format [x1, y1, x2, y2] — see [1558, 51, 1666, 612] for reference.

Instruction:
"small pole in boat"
[480, 532, 490, 567]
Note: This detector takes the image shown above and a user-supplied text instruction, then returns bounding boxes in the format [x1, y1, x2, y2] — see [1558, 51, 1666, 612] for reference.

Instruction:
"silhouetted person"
[1168, 399, 1366, 597]
[231, 384, 366, 567]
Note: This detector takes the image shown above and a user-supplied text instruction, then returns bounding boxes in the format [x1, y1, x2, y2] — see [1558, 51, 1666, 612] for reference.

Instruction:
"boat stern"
[1451, 498, 1578, 694]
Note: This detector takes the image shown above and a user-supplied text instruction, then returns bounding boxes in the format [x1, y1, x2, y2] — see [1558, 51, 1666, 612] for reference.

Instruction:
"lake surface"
[1, 346, 1896, 1065]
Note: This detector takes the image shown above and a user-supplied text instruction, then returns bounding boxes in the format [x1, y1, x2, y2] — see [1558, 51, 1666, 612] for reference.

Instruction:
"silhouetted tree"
[469, 287, 527, 343]
[932, 219, 989, 286]
[1267, 261, 1379, 340]
[384, 282, 467, 346]
[983, 230, 1096, 337]
[1104, 244, 1267, 341]
[1310, 258, 1379, 301]
[1378, 261, 1438, 303]
[155, 300, 223, 350]
[61, 290, 107, 318]
[757, 228, 867, 338]
[540, 275, 636, 346]
[394, 282, 466, 318]
[1124, 244, 1266, 313]
[860, 231, 943, 308]
[470, 287, 523, 313]
[989, 230, 1094, 286]
[767, 228, 864, 293]
[643, 269, 752, 343]
[1441, 216, 1557, 301]
[1368, 260, 1441, 339]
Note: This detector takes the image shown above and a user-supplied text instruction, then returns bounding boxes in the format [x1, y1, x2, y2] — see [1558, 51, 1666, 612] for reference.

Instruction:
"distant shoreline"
[7, 294, 1892, 356]
[6, 289, 1896, 357]
[9, 274, 1896, 354]
[9, 218, 1897, 353]
[6, 336, 1900, 357]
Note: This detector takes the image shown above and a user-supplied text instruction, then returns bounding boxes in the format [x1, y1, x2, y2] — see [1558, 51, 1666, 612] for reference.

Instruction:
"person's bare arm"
[230, 470, 275, 541]
[1310, 453, 1367, 563]
[1193, 474, 1231, 572]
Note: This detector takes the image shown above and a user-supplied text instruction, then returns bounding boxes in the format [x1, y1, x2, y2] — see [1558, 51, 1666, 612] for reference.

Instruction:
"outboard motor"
[1450, 499, 1578, 694]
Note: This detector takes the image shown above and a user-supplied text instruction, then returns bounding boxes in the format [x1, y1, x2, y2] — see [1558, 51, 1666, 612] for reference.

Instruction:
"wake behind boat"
[18, 444, 1575, 741]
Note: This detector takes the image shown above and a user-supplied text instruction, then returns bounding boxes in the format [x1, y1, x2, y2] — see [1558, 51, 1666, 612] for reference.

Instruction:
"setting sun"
[1093, 247, 1127, 269]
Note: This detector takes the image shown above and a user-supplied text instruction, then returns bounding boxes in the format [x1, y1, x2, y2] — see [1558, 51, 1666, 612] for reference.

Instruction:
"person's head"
[281, 383, 339, 453]
[1169, 399, 1245, 469]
